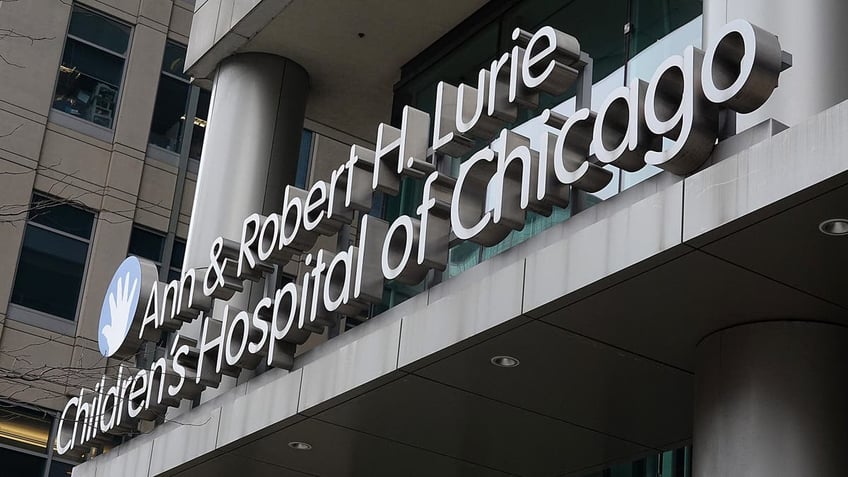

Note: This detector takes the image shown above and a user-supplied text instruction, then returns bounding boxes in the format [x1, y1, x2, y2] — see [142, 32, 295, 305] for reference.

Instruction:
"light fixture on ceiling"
[818, 218, 848, 236]
[288, 441, 313, 451]
[490, 355, 520, 368]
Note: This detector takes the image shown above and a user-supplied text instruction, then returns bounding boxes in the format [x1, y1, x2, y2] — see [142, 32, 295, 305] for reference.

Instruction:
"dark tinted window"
[0, 446, 46, 477]
[128, 227, 165, 262]
[52, 6, 130, 129]
[188, 89, 211, 160]
[28, 194, 94, 238]
[66, 6, 130, 55]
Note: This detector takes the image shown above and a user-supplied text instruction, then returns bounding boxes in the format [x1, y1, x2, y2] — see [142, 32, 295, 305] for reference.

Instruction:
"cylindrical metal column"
[176, 54, 307, 404]
[185, 53, 308, 273]
[694, 321, 848, 477]
[703, 0, 848, 131]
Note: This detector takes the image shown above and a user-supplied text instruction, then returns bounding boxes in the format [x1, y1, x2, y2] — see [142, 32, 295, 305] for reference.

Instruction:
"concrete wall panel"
[524, 181, 684, 317]
[216, 369, 303, 449]
[114, 24, 167, 153]
[398, 258, 526, 371]
[684, 99, 848, 245]
[75, 196, 135, 341]
[40, 129, 112, 191]
[0, 0, 70, 117]
[149, 406, 222, 475]
[298, 320, 402, 415]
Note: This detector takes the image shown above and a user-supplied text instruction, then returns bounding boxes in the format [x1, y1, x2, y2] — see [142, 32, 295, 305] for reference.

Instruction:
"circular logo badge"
[98, 256, 143, 357]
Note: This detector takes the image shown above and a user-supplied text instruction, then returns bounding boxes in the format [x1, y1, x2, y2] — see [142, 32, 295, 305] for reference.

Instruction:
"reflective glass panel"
[11, 224, 89, 320]
[295, 130, 313, 188]
[28, 194, 94, 239]
[0, 406, 52, 453]
[189, 89, 211, 161]
[0, 446, 46, 477]
[128, 226, 165, 263]
[53, 39, 123, 128]
[171, 238, 186, 270]
[622, 10, 702, 191]
[161, 41, 188, 78]
[67, 6, 130, 55]
[49, 461, 75, 477]
[149, 75, 190, 153]
[54, 6, 129, 129]
[630, 0, 703, 57]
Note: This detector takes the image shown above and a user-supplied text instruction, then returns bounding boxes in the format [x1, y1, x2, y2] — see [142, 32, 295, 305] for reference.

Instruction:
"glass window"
[630, 0, 702, 57]
[170, 239, 186, 271]
[622, 2, 703, 190]
[149, 75, 190, 152]
[188, 89, 211, 161]
[167, 238, 186, 282]
[386, 0, 702, 292]
[66, 7, 130, 55]
[128, 226, 165, 262]
[0, 446, 46, 476]
[161, 41, 188, 79]
[149, 41, 211, 157]
[582, 446, 691, 477]
[49, 461, 75, 477]
[295, 130, 313, 188]
[28, 194, 94, 239]
[52, 6, 130, 129]
[390, 0, 630, 283]
[0, 402, 84, 476]
[0, 406, 52, 453]
[127, 226, 185, 281]
[11, 194, 94, 321]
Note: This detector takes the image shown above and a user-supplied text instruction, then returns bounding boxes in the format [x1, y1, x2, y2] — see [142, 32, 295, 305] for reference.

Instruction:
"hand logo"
[102, 272, 138, 356]
[98, 257, 144, 357]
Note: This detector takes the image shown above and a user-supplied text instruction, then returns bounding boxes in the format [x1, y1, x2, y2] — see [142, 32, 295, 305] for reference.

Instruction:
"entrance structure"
[71, 0, 848, 475]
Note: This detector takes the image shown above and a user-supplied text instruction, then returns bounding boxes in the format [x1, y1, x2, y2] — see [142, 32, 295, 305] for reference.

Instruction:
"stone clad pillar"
[693, 321, 848, 476]
[703, 0, 848, 131]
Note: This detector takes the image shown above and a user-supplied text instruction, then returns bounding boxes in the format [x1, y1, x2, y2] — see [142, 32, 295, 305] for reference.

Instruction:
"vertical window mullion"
[160, 86, 199, 283]
[41, 416, 58, 477]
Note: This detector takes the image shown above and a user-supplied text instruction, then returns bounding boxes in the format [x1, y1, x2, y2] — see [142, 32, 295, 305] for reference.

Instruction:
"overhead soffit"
[239, 0, 490, 142]
[545, 176, 848, 371]
[171, 171, 848, 477]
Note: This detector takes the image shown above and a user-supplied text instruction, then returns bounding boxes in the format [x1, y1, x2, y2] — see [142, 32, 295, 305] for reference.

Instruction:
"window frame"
[0, 400, 85, 476]
[147, 40, 209, 171]
[126, 224, 186, 281]
[7, 194, 96, 335]
[48, 4, 134, 141]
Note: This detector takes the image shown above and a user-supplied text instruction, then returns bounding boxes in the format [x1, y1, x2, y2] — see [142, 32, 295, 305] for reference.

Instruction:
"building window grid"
[52, 5, 132, 131]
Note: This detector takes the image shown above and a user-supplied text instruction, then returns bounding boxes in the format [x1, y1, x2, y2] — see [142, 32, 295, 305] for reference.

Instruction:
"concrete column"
[703, 0, 848, 131]
[184, 53, 308, 273]
[693, 321, 848, 477]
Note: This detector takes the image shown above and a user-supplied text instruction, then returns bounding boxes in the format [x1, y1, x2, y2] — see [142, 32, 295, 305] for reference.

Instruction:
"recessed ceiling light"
[819, 218, 848, 236]
[288, 441, 312, 451]
[490, 355, 520, 368]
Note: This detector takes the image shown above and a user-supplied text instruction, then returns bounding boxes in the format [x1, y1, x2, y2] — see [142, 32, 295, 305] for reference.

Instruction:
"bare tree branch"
[0, 123, 22, 138]
[0, 159, 168, 227]
[0, 7, 57, 67]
